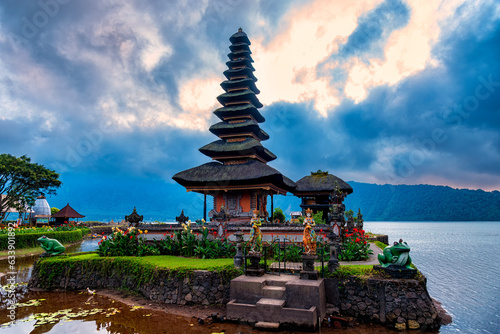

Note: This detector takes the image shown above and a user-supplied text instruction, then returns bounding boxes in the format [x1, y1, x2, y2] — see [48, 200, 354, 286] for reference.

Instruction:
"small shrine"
[52, 203, 85, 225]
[173, 28, 295, 223]
[293, 170, 353, 224]
[125, 207, 143, 227]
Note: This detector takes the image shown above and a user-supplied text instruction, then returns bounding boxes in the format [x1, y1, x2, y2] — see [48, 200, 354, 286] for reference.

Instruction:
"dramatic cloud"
[0, 0, 499, 216]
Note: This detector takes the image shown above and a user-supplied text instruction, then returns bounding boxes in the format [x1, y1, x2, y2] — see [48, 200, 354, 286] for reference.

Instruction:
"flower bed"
[98, 223, 236, 259]
[339, 228, 373, 261]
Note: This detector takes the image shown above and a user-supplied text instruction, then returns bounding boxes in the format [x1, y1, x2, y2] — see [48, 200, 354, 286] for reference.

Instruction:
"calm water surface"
[1, 222, 499, 333]
[363, 221, 500, 334]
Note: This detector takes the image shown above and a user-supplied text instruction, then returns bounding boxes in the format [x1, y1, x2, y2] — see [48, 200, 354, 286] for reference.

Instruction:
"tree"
[51, 207, 60, 215]
[272, 207, 286, 223]
[0, 154, 61, 222]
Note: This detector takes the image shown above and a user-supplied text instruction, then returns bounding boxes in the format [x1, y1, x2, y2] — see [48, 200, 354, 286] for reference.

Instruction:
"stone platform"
[226, 274, 326, 330]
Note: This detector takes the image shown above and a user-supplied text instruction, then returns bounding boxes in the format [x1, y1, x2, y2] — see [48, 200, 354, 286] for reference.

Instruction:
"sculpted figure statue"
[249, 209, 262, 253]
[378, 239, 412, 269]
[37, 236, 65, 256]
[303, 208, 317, 254]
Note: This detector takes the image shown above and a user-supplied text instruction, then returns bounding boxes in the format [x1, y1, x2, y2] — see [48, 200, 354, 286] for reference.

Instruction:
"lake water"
[363, 221, 500, 334]
[1, 222, 499, 333]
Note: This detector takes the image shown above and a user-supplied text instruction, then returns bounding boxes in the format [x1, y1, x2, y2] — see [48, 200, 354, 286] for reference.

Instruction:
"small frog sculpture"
[378, 239, 412, 269]
[37, 236, 65, 256]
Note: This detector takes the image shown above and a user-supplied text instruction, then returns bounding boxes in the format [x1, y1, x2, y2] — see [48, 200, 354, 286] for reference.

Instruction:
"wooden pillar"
[203, 193, 207, 222]
[270, 192, 274, 222]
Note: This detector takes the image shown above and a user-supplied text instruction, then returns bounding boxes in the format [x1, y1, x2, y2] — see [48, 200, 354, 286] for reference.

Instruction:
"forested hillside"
[44, 174, 500, 222]
[344, 182, 500, 221]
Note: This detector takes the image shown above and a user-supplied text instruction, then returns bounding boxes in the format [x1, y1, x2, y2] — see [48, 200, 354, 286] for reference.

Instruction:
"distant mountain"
[45, 174, 500, 222]
[343, 181, 500, 221]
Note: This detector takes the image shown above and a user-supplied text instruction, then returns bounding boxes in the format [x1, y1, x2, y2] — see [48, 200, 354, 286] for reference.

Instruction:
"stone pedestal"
[300, 254, 319, 280]
[373, 265, 417, 279]
[234, 230, 244, 268]
[327, 231, 340, 273]
[246, 251, 264, 276]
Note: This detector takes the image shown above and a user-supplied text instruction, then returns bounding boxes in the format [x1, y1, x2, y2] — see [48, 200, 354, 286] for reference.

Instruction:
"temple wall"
[325, 276, 441, 331]
[240, 192, 251, 212]
[29, 261, 234, 306]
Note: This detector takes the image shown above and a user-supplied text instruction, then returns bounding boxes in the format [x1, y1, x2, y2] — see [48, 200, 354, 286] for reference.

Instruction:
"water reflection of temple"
[173, 29, 351, 224]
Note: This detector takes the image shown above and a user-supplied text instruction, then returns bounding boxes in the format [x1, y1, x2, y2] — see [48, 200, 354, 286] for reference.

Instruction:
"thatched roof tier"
[52, 203, 85, 218]
[199, 138, 276, 163]
[293, 171, 353, 195]
[226, 58, 255, 71]
[172, 160, 296, 194]
[229, 42, 251, 53]
[227, 50, 254, 62]
[217, 89, 262, 108]
[209, 120, 269, 141]
[229, 28, 251, 45]
[214, 104, 265, 123]
[220, 78, 260, 94]
[223, 68, 257, 82]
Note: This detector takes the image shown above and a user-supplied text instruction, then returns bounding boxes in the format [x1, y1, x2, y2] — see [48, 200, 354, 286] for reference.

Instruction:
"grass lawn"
[41, 252, 235, 270]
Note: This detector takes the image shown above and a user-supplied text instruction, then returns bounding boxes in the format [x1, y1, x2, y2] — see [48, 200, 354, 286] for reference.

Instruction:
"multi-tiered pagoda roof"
[173, 28, 294, 198]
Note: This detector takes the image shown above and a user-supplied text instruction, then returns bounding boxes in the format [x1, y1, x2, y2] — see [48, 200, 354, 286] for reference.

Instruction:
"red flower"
[353, 228, 358, 232]
[361, 230, 365, 234]
[163, 233, 166, 236]
[363, 241, 367, 244]
[130, 235, 133, 239]
[171, 234, 174, 238]
[320, 229, 323, 233]
[355, 238, 361, 243]
[102, 232, 105, 235]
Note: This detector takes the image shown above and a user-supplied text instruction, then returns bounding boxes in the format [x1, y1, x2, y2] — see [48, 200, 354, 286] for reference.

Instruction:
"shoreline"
[95, 289, 227, 319]
[0, 240, 85, 261]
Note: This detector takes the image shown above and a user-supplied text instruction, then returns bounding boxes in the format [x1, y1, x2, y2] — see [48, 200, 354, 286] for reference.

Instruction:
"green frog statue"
[378, 239, 412, 269]
[37, 236, 65, 256]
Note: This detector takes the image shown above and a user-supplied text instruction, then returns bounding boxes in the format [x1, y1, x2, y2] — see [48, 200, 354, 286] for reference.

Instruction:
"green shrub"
[0, 229, 84, 250]
[313, 211, 326, 224]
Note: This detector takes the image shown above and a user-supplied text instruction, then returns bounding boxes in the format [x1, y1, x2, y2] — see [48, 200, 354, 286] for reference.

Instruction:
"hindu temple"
[173, 28, 295, 222]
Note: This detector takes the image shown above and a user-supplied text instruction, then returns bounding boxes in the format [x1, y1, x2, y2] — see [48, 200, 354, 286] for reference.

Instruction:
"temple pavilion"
[173, 28, 295, 222]
[293, 170, 353, 222]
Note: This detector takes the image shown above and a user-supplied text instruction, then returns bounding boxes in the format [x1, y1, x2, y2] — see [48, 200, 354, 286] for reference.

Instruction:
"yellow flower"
[144, 230, 148, 234]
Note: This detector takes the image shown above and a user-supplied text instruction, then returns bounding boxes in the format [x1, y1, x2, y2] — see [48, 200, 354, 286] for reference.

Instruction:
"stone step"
[265, 275, 300, 287]
[256, 298, 286, 307]
[262, 285, 286, 299]
[255, 321, 280, 330]
[226, 299, 259, 323]
[280, 306, 318, 328]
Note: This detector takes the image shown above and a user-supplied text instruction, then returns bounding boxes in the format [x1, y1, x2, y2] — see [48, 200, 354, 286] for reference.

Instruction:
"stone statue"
[37, 236, 65, 256]
[249, 209, 262, 253]
[378, 239, 412, 269]
[356, 208, 364, 230]
[302, 208, 317, 254]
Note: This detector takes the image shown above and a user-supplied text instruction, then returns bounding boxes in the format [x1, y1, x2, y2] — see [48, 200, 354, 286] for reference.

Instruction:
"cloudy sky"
[1, 0, 500, 203]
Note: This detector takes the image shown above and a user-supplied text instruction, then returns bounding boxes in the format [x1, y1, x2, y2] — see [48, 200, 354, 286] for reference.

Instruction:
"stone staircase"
[226, 274, 326, 330]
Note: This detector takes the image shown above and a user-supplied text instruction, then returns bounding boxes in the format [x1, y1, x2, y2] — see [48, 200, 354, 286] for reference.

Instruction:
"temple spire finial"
[238, 27, 242, 32]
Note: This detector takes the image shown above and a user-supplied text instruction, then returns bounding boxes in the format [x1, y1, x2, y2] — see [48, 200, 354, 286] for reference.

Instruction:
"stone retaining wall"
[325, 276, 441, 331]
[28, 262, 232, 306]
